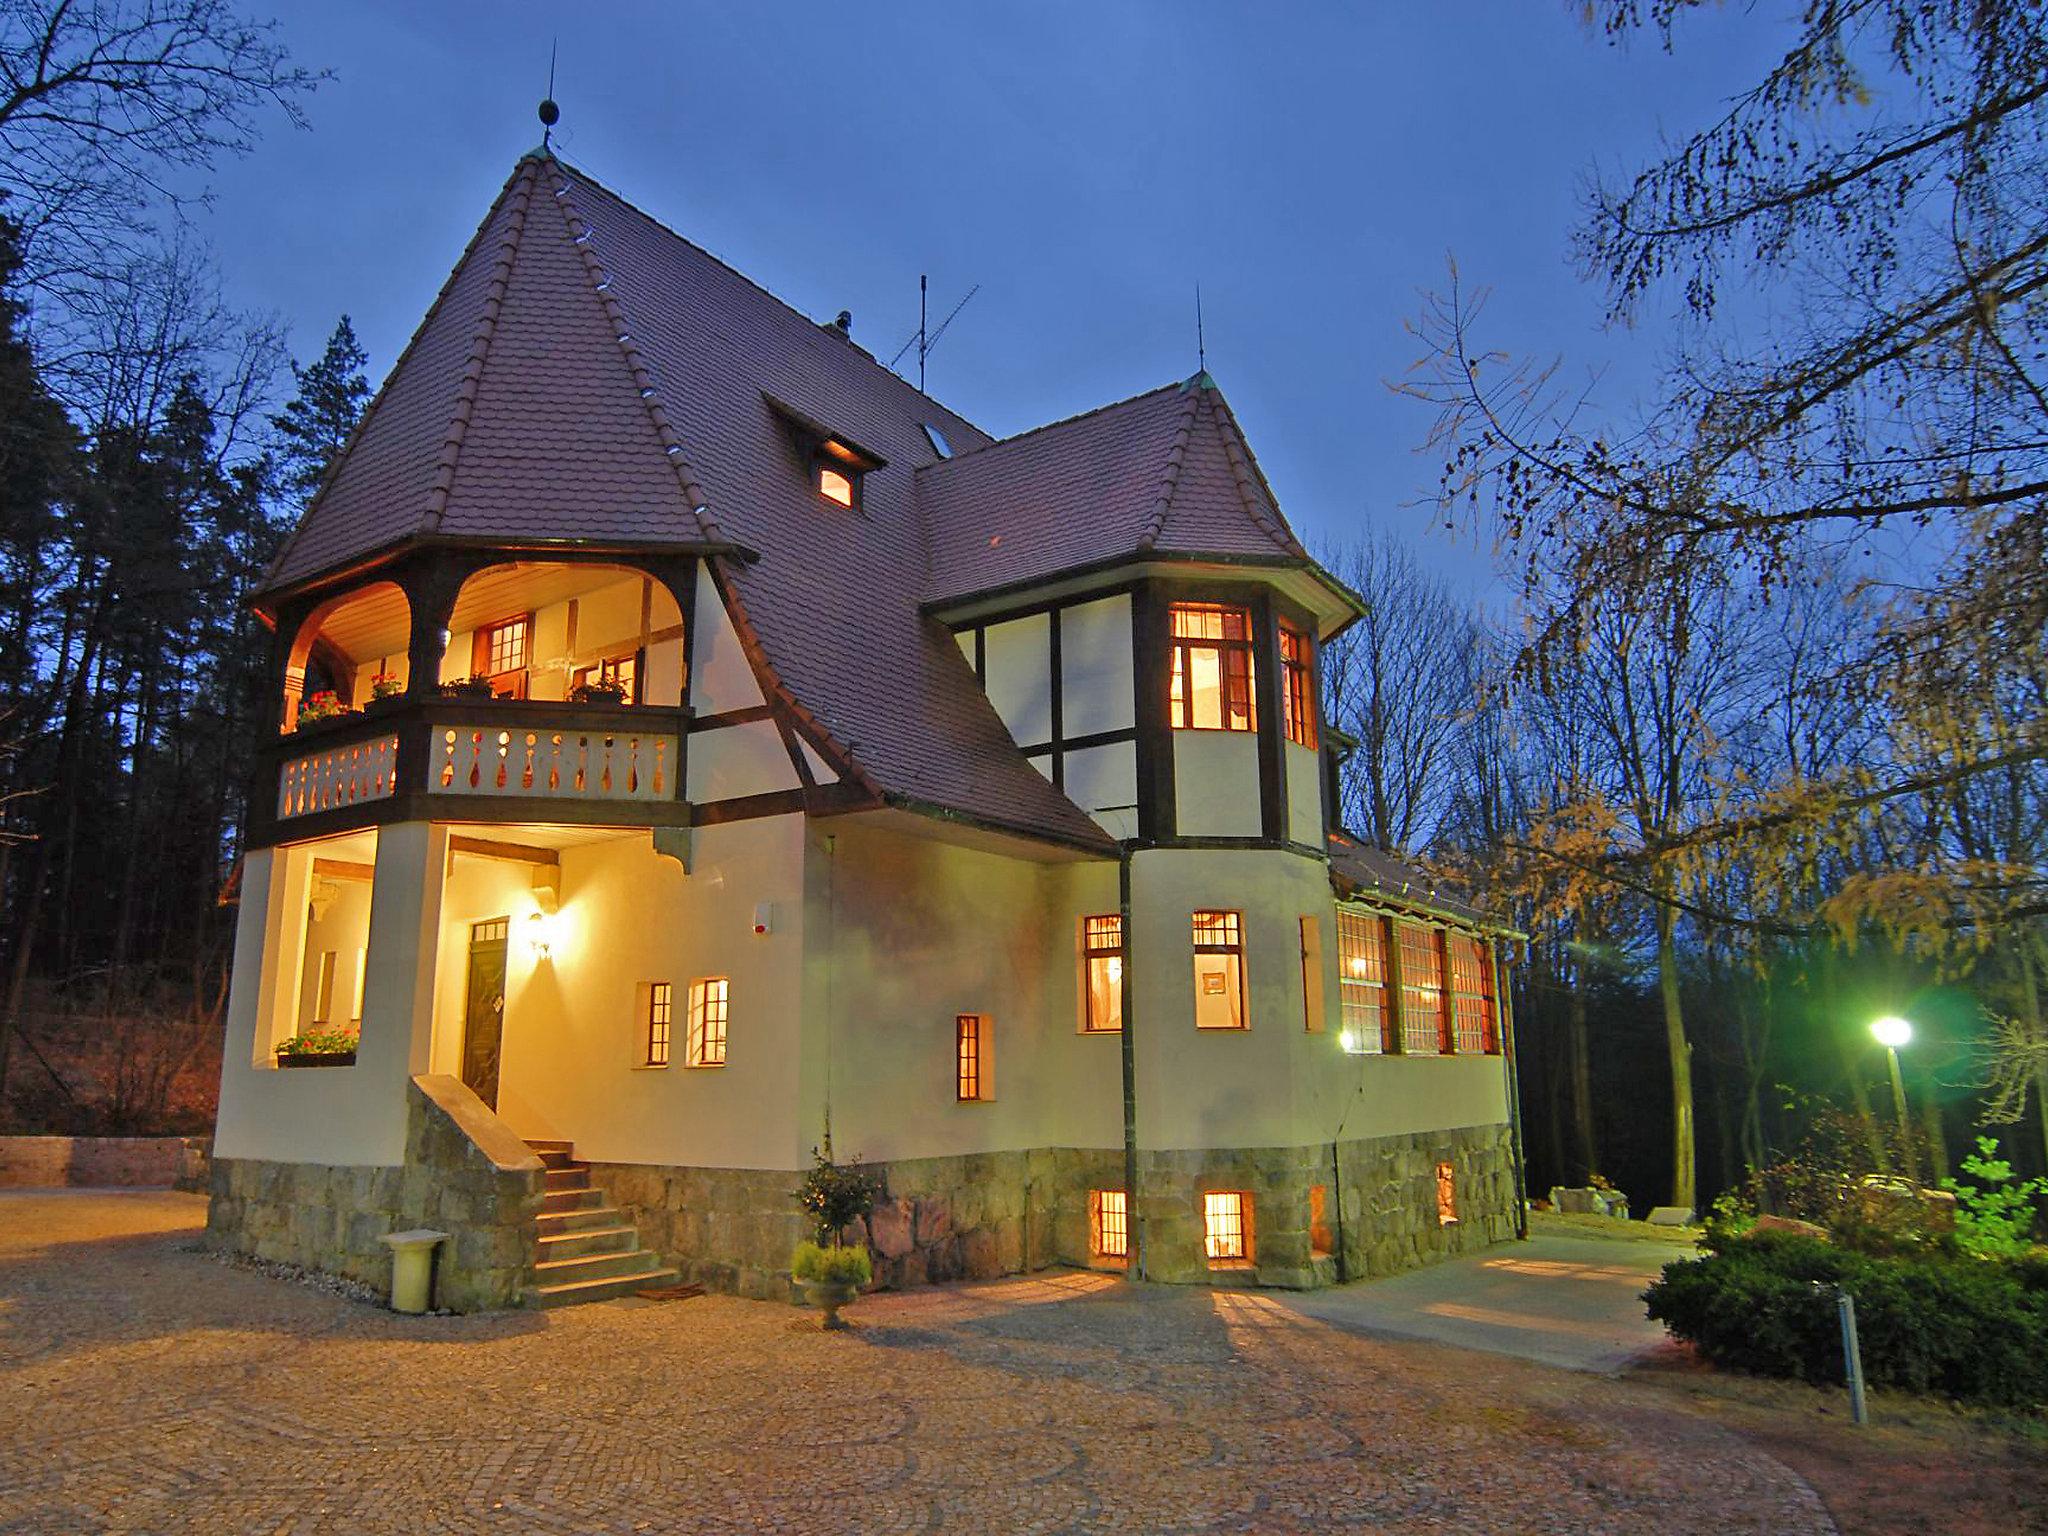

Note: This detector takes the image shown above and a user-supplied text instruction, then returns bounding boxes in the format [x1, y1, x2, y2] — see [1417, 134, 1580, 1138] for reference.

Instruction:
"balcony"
[266, 696, 689, 834]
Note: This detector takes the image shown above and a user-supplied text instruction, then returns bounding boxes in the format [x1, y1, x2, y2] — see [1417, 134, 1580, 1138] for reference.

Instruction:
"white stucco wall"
[691, 563, 764, 714]
[982, 611, 1052, 746]
[801, 816, 1124, 1165]
[686, 718, 801, 802]
[1285, 741, 1323, 847]
[490, 818, 810, 1169]
[1173, 731, 1263, 838]
[1064, 740, 1139, 835]
[1059, 594, 1134, 737]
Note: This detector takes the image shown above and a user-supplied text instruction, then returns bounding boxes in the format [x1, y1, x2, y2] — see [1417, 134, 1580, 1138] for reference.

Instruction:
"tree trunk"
[1656, 898, 1696, 1211]
[1566, 940, 1597, 1181]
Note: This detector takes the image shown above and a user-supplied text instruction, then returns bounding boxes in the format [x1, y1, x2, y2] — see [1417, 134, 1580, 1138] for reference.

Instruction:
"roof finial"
[1196, 283, 1206, 373]
[538, 39, 560, 151]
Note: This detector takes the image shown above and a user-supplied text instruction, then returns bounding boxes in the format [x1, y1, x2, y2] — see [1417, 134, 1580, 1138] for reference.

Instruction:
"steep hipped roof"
[266, 156, 723, 588]
[916, 376, 1310, 605]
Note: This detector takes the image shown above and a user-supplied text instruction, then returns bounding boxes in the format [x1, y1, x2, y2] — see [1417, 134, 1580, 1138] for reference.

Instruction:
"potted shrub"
[294, 690, 349, 729]
[792, 1148, 880, 1328]
[275, 1026, 360, 1068]
[791, 1240, 872, 1329]
[439, 674, 496, 700]
[569, 678, 629, 706]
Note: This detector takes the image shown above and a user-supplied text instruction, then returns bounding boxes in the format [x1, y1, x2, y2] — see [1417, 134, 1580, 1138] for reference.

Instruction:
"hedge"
[1644, 1230, 2048, 1408]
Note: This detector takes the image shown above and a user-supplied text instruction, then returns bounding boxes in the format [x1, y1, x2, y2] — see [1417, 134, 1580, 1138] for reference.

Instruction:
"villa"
[205, 146, 1526, 1310]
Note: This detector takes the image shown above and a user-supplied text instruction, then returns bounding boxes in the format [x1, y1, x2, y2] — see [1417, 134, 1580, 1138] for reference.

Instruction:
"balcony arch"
[442, 562, 686, 708]
[282, 580, 411, 732]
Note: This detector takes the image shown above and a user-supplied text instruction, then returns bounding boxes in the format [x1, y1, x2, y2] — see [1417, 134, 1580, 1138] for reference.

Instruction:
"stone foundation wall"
[594, 1130, 1512, 1298]
[0, 1135, 210, 1189]
[205, 1076, 544, 1311]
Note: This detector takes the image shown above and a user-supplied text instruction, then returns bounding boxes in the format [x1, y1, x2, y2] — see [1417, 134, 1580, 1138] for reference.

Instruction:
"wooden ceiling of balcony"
[316, 564, 676, 666]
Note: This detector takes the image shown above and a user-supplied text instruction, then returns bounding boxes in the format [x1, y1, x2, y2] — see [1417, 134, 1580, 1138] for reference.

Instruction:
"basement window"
[1203, 1190, 1253, 1266]
[1436, 1162, 1459, 1226]
[1090, 1189, 1129, 1260]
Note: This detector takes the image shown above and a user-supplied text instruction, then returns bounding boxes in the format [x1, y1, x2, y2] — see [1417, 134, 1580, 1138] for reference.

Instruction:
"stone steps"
[520, 1138, 669, 1308]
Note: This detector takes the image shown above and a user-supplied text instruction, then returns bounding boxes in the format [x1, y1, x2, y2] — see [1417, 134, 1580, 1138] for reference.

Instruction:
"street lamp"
[1870, 1016, 1916, 1181]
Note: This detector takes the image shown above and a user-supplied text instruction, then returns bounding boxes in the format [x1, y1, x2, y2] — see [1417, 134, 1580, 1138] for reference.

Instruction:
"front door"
[462, 917, 509, 1109]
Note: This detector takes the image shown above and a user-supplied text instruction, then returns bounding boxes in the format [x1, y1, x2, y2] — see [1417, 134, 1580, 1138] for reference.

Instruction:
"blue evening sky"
[190, 2, 1792, 602]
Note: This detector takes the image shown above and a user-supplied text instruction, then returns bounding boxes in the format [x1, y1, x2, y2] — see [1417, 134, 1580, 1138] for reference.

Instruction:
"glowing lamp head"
[1870, 1015, 1913, 1049]
[527, 909, 554, 959]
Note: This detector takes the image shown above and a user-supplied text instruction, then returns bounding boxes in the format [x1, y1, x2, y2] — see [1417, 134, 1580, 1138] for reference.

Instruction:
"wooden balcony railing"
[278, 733, 400, 819]
[429, 724, 675, 802]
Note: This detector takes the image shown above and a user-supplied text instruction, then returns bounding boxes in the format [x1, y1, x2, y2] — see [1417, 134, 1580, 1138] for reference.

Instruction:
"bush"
[791, 1240, 872, 1287]
[1645, 1230, 2048, 1408]
[796, 1149, 879, 1244]
[1945, 1136, 2048, 1260]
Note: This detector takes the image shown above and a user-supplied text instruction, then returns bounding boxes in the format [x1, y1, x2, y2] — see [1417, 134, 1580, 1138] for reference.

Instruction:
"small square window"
[686, 978, 727, 1067]
[1203, 1190, 1253, 1265]
[1090, 1189, 1128, 1260]
[818, 464, 855, 507]
[645, 981, 672, 1067]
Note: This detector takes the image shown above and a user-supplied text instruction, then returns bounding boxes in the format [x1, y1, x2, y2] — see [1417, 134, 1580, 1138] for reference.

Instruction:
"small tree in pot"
[792, 1148, 879, 1329]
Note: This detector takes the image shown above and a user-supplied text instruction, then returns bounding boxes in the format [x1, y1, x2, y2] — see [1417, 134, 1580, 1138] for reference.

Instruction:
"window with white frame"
[686, 977, 727, 1067]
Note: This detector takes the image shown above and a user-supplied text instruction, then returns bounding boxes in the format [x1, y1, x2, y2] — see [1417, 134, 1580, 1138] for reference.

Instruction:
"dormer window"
[817, 462, 856, 507]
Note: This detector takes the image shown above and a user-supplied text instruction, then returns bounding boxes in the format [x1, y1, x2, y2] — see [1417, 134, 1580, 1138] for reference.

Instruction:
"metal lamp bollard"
[1813, 1282, 1869, 1425]
[380, 1229, 448, 1314]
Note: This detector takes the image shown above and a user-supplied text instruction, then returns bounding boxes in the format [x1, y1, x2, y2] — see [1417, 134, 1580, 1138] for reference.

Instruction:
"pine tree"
[269, 316, 369, 511]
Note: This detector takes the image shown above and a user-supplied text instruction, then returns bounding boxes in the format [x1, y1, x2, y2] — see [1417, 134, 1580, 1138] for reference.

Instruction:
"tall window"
[1090, 1189, 1129, 1260]
[1447, 933, 1500, 1054]
[956, 1014, 991, 1100]
[1279, 624, 1316, 748]
[1396, 922, 1447, 1054]
[1082, 915, 1124, 1032]
[1168, 603, 1256, 731]
[645, 982, 673, 1067]
[1336, 910, 1390, 1053]
[1203, 1191, 1252, 1264]
[1192, 910, 1248, 1030]
[686, 977, 727, 1067]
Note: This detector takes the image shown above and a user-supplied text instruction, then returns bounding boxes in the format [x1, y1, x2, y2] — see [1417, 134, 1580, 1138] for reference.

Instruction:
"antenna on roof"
[538, 39, 560, 151]
[888, 276, 979, 392]
[1195, 284, 1206, 373]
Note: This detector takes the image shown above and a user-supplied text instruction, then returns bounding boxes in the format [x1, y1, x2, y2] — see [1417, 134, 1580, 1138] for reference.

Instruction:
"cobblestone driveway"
[0, 1192, 1832, 1533]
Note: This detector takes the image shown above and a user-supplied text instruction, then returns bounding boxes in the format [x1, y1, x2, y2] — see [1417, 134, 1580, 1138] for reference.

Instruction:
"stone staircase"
[523, 1139, 677, 1307]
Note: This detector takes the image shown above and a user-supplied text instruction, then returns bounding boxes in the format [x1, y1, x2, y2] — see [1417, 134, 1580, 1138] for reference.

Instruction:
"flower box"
[276, 1051, 356, 1069]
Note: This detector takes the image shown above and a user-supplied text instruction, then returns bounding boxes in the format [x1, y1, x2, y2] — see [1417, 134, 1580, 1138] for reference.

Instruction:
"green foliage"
[1944, 1136, 2048, 1261]
[270, 317, 370, 509]
[791, 1240, 872, 1287]
[274, 1027, 358, 1059]
[1645, 1231, 2048, 1409]
[796, 1149, 879, 1245]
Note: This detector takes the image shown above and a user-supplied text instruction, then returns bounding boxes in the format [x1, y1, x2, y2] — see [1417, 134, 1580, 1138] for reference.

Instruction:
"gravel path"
[0, 1191, 1832, 1533]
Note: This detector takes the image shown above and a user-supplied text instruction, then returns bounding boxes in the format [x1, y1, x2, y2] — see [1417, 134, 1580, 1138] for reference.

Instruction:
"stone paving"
[0, 1191, 1833, 1534]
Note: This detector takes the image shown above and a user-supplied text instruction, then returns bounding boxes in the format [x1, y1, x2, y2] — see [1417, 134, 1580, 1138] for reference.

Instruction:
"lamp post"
[1870, 1016, 1916, 1182]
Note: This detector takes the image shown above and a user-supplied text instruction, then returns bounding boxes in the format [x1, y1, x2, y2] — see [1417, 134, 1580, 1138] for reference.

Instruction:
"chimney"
[831, 310, 853, 337]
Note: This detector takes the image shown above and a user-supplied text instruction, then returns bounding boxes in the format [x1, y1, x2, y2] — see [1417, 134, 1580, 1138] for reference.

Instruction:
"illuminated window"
[477, 615, 531, 680]
[645, 982, 672, 1067]
[1203, 1190, 1252, 1264]
[955, 1014, 991, 1101]
[311, 951, 337, 1025]
[1191, 910, 1247, 1030]
[1337, 909, 1390, 1053]
[1168, 603, 1256, 731]
[1082, 915, 1124, 1032]
[1396, 922, 1447, 1055]
[1436, 1162, 1459, 1226]
[1279, 624, 1317, 748]
[1447, 933, 1500, 1054]
[1090, 1189, 1128, 1260]
[1309, 1184, 1333, 1258]
[818, 464, 855, 507]
[686, 978, 727, 1067]
[572, 651, 639, 704]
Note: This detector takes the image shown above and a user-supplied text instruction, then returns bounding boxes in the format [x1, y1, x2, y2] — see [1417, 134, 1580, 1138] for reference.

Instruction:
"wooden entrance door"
[462, 917, 510, 1109]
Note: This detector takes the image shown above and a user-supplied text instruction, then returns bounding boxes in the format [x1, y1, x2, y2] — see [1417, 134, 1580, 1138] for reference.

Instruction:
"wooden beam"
[447, 834, 561, 867]
[312, 857, 377, 882]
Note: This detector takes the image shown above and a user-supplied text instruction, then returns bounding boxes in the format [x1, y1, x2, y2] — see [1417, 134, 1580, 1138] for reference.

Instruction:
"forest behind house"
[0, 1, 2042, 1224]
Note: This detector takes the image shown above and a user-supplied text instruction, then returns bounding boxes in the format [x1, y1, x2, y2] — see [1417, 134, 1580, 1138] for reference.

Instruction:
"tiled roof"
[262, 153, 1344, 854]
[917, 376, 1308, 605]
[1326, 831, 1489, 926]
